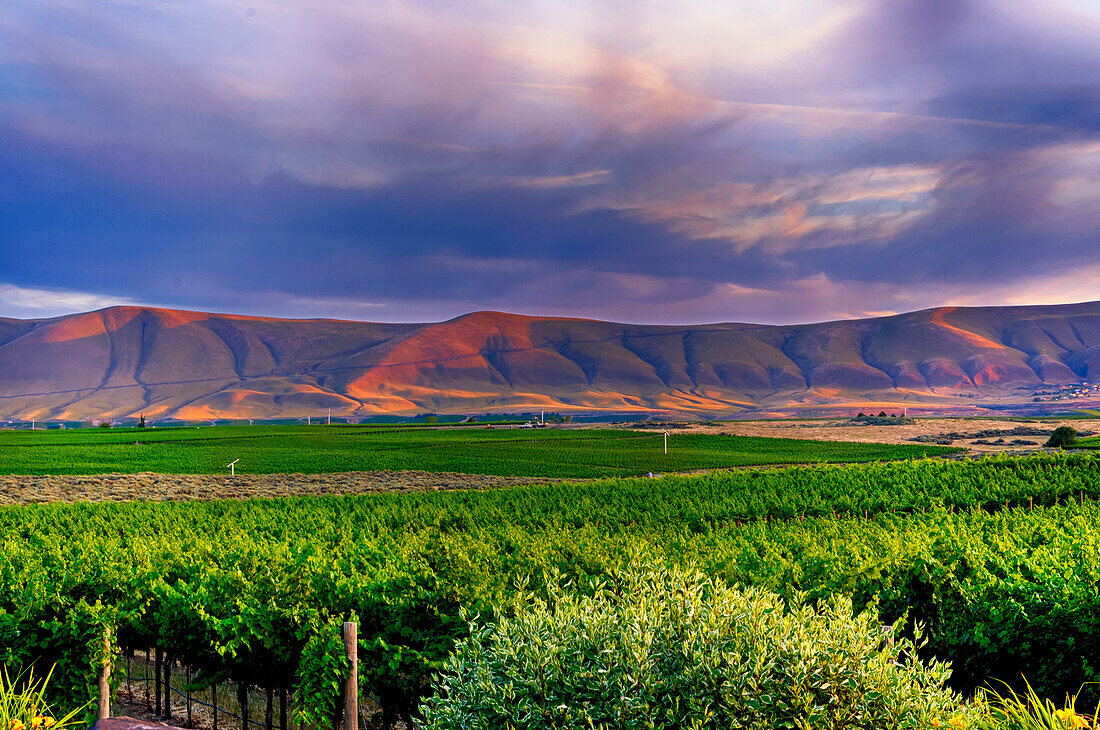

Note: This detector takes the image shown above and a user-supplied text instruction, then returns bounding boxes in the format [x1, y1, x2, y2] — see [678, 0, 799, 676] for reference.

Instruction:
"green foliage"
[1, 453, 1099, 721]
[0, 425, 954, 478]
[0, 580, 117, 723]
[1045, 426, 1078, 449]
[852, 414, 912, 426]
[421, 563, 976, 730]
[295, 615, 352, 729]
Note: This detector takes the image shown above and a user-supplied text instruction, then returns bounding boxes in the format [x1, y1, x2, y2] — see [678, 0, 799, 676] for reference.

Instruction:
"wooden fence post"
[98, 628, 112, 721]
[279, 687, 288, 730]
[265, 687, 274, 730]
[144, 648, 152, 711]
[164, 655, 172, 721]
[238, 681, 250, 730]
[186, 666, 193, 728]
[155, 648, 163, 717]
[343, 622, 358, 730]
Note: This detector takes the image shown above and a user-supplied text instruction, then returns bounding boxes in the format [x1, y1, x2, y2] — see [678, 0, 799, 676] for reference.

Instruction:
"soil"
[95, 718, 187, 730]
[682, 417, 1100, 453]
[0, 470, 558, 506]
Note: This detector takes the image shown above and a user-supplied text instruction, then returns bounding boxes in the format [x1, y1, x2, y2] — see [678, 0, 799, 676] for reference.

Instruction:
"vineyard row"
[2, 453, 1099, 725]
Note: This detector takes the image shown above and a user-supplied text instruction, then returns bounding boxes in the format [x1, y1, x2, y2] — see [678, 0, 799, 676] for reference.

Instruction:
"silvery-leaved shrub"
[418, 563, 978, 730]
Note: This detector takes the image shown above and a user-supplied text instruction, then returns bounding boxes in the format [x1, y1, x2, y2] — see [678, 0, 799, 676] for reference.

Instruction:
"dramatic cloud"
[0, 0, 1097, 324]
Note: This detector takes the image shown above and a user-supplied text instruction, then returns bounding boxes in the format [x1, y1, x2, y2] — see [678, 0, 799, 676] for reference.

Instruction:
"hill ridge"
[3, 301, 1100, 419]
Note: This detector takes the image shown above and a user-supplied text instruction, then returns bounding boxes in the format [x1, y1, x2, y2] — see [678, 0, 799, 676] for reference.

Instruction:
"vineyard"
[2, 452, 1100, 726]
[0, 425, 954, 477]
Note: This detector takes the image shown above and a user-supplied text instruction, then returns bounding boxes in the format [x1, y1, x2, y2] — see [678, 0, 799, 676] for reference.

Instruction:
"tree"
[1045, 426, 1078, 449]
[138, 414, 146, 428]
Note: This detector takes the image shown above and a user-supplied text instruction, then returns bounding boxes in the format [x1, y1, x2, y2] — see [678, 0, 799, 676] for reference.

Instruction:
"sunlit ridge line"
[0, 325, 763, 401]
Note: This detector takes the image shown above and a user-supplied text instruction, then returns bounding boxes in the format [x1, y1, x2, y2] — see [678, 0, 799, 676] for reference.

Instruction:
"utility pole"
[663, 430, 669, 455]
[328, 409, 331, 426]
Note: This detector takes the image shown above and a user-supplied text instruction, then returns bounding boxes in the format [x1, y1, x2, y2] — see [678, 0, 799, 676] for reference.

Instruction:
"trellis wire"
[119, 652, 382, 729]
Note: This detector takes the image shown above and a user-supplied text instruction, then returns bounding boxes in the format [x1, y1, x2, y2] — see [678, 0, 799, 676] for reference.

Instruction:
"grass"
[0, 425, 957, 478]
[979, 680, 1099, 729]
[0, 667, 85, 730]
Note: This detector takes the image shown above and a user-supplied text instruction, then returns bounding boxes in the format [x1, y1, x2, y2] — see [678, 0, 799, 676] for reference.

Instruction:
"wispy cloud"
[0, 284, 139, 319]
[508, 170, 613, 188]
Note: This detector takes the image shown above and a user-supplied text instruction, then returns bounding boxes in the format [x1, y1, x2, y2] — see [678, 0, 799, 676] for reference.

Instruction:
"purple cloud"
[0, 0, 1097, 325]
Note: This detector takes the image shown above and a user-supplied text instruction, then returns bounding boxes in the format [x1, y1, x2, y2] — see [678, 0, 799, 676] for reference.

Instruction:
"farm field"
[0, 424, 956, 477]
[687, 416, 1100, 452]
[6, 452, 1100, 725]
[1075, 434, 1100, 448]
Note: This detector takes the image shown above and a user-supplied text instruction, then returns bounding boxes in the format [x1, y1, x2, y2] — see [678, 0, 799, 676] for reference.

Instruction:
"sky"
[0, 0, 1098, 325]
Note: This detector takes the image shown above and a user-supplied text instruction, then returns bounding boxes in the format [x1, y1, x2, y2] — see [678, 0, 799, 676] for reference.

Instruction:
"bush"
[419, 564, 977, 730]
[1045, 426, 1078, 449]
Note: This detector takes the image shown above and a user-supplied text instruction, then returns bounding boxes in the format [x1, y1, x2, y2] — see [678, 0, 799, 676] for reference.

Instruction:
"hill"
[2, 302, 1100, 420]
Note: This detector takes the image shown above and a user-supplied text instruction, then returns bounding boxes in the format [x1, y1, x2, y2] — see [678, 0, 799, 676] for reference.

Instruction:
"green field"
[0, 424, 956, 477]
[4, 453, 1100, 723]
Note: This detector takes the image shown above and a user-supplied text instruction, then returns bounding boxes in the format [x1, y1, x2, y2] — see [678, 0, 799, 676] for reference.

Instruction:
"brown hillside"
[3, 302, 1100, 419]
